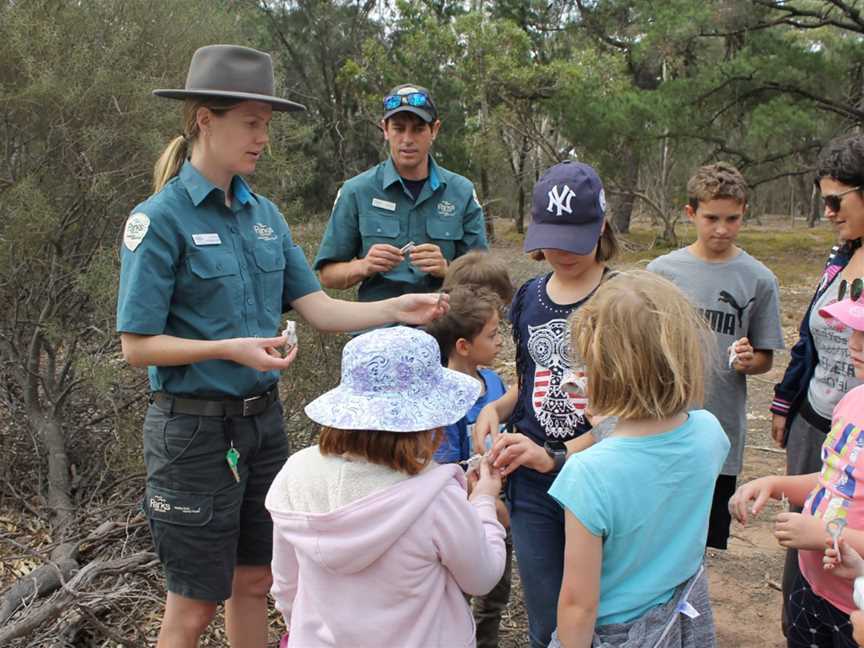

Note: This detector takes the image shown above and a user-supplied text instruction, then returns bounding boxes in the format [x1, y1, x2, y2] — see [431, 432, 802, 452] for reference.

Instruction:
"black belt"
[798, 396, 832, 435]
[150, 386, 279, 418]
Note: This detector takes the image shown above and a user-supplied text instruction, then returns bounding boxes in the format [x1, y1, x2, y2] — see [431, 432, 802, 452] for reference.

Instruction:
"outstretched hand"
[391, 292, 450, 325]
[728, 476, 776, 526]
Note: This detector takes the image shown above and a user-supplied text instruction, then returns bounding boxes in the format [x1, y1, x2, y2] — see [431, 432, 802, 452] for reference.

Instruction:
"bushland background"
[0, 0, 860, 645]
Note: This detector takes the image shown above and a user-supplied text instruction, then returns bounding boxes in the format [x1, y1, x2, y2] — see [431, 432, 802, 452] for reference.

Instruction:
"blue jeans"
[507, 466, 564, 648]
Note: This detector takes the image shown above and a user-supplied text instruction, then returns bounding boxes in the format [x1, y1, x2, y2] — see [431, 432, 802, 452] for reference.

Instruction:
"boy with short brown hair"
[648, 161, 784, 550]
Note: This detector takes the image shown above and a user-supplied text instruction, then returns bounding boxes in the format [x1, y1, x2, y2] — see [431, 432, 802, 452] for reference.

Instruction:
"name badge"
[192, 233, 222, 246]
[372, 198, 396, 211]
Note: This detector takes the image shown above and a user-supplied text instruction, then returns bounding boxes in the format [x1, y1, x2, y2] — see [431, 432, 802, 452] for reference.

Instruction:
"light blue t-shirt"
[548, 409, 730, 626]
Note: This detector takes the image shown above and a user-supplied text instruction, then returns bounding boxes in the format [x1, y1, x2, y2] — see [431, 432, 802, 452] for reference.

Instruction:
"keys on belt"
[150, 386, 278, 418]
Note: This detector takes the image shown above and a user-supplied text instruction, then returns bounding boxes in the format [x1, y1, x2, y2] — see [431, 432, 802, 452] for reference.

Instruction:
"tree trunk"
[809, 184, 821, 227]
[33, 409, 76, 537]
[481, 166, 494, 241]
[611, 146, 640, 233]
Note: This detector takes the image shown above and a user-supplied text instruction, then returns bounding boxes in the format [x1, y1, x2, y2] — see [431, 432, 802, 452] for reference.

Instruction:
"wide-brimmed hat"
[382, 83, 438, 123]
[820, 296, 864, 332]
[524, 161, 607, 255]
[304, 327, 481, 432]
[153, 44, 305, 112]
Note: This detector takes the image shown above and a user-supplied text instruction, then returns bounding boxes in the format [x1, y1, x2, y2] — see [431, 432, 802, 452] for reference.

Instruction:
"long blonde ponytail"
[151, 97, 240, 194]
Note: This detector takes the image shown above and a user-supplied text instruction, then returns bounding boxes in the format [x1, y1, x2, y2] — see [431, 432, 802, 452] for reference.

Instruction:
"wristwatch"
[543, 440, 568, 472]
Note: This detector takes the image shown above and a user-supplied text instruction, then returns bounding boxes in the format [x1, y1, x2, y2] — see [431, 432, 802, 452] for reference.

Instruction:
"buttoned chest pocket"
[359, 210, 401, 249]
[253, 244, 286, 314]
[425, 214, 464, 260]
[185, 251, 242, 318]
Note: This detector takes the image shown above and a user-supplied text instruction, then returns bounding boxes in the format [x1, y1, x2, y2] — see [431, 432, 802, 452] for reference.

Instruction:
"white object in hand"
[728, 346, 738, 369]
[282, 320, 297, 350]
[399, 241, 416, 256]
[827, 517, 847, 554]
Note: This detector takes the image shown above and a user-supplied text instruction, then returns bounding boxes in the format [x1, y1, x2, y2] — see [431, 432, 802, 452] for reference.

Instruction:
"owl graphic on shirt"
[527, 319, 587, 438]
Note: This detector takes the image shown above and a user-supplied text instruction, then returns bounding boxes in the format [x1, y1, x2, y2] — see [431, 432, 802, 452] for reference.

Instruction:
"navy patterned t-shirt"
[509, 273, 599, 446]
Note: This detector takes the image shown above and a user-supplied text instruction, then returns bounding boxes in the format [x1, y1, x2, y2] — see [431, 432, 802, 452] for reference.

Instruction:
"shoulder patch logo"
[123, 213, 150, 252]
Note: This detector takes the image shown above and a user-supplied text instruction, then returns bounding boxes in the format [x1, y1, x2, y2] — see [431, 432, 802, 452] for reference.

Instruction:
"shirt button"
[230, 226, 238, 233]
[247, 298, 254, 305]
[377, 227, 382, 233]
[445, 232, 450, 236]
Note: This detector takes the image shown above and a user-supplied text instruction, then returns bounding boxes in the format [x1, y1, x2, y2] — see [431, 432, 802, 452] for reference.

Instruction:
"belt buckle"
[242, 395, 260, 417]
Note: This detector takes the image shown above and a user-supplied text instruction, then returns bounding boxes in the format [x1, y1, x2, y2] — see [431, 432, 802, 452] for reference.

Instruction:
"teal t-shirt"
[116, 161, 321, 397]
[313, 156, 488, 301]
[548, 409, 730, 626]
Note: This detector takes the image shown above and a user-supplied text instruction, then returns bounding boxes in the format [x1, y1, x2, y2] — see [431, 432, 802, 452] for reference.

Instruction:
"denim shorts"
[142, 398, 288, 602]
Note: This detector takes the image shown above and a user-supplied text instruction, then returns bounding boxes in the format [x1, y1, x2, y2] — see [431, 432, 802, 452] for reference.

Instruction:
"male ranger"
[314, 84, 488, 300]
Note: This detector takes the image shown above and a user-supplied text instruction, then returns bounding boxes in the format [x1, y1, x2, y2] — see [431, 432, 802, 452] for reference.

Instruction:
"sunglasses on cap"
[838, 277, 864, 302]
[822, 186, 861, 213]
[383, 92, 434, 112]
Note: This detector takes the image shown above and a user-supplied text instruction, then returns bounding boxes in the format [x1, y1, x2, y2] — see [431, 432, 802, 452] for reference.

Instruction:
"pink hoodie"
[265, 448, 506, 648]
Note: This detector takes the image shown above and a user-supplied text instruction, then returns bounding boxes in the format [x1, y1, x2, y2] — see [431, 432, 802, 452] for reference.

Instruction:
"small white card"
[372, 198, 396, 211]
[675, 601, 700, 620]
[192, 233, 222, 246]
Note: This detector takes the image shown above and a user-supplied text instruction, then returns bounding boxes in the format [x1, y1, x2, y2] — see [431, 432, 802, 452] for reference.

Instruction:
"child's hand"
[472, 404, 501, 455]
[469, 456, 503, 500]
[729, 337, 755, 373]
[774, 512, 827, 550]
[823, 536, 864, 580]
[728, 476, 777, 525]
[490, 432, 554, 476]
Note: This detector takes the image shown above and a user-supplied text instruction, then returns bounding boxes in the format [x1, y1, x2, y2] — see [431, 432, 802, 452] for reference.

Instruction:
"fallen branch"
[0, 551, 157, 643]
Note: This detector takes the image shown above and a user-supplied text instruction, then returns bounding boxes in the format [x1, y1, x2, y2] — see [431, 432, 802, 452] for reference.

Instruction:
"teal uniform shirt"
[116, 161, 321, 397]
[313, 156, 488, 301]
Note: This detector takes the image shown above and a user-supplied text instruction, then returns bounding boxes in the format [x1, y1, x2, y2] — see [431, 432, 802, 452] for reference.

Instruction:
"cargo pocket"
[144, 483, 214, 527]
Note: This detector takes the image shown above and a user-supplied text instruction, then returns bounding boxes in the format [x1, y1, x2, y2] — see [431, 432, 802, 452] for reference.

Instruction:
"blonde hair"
[152, 97, 240, 193]
[319, 427, 442, 475]
[570, 270, 708, 420]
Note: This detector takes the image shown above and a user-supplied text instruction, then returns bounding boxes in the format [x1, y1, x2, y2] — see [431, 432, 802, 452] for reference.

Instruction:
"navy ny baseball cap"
[524, 161, 607, 255]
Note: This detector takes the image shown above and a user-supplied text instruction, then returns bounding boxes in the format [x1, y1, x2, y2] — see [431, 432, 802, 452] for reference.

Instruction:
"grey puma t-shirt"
[648, 248, 785, 475]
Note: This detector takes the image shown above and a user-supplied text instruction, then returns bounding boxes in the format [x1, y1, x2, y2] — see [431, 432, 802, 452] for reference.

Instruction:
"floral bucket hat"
[304, 326, 481, 432]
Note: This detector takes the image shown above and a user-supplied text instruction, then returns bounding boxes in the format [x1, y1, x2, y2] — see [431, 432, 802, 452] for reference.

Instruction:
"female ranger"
[116, 45, 447, 648]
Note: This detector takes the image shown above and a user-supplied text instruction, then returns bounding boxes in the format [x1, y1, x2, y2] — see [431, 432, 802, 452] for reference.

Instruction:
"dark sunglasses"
[822, 186, 861, 213]
[838, 277, 864, 302]
[383, 92, 434, 112]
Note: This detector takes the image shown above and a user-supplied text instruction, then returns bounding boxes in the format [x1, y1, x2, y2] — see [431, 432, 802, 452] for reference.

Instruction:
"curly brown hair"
[687, 162, 748, 210]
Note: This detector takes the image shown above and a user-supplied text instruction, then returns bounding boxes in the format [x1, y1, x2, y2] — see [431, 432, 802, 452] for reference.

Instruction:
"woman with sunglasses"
[313, 83, 488, 301]
[770, 133, 864, 636]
